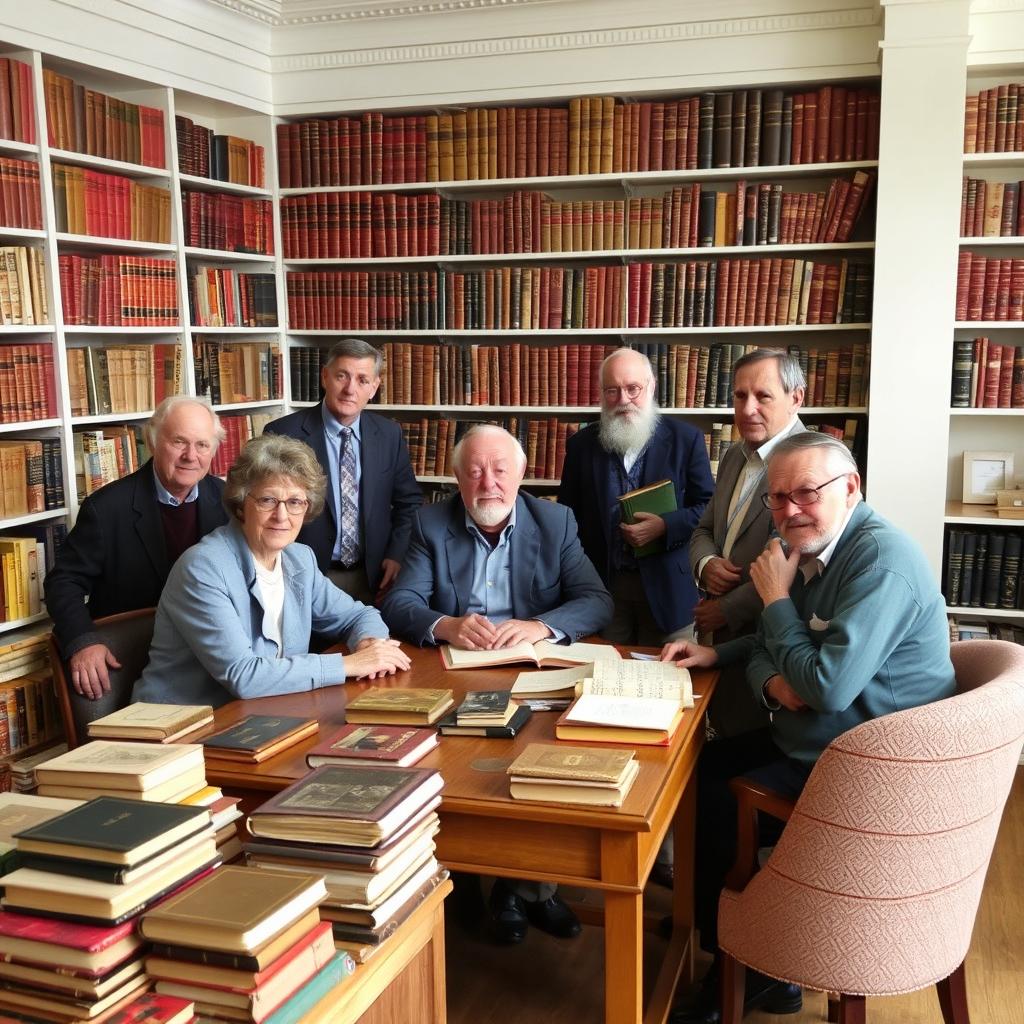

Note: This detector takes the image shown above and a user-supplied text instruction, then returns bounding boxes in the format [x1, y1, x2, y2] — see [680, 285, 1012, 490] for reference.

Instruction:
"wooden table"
[204, 649, 716, 1024]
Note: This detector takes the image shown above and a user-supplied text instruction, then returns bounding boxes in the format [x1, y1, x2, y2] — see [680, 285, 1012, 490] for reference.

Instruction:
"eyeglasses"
[602, 383, 646, 400]
[761, 474, 847, 511]
[166, 437, 213, 453]
[249, 495, 310, 515]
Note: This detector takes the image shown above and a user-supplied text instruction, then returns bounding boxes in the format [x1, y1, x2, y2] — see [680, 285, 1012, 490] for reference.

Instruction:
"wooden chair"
[716, 639, 1024, 1024]
[48, 608, 157, 748]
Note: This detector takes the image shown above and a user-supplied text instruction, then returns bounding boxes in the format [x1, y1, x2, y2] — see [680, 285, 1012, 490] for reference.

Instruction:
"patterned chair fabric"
[718, 639, 1024, 998]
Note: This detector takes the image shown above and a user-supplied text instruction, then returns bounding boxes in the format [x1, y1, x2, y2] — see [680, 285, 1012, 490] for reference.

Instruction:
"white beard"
[599, 402, 660, 456]
[469, 500, 514, 528]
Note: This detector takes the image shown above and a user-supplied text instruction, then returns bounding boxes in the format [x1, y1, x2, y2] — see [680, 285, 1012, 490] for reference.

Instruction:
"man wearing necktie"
[265, 338, 422, 604]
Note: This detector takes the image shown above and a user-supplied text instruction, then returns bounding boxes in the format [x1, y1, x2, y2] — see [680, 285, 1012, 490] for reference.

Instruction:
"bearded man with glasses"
[660, 431, 955, 1024]
[559, 347, 714, 647]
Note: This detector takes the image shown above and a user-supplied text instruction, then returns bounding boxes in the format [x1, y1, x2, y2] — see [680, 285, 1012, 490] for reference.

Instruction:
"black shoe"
[669, 961, 802, 1024]
[523, 892, 582, 939]
[650, 861, 674, 888]
[488, 880, 528, 945]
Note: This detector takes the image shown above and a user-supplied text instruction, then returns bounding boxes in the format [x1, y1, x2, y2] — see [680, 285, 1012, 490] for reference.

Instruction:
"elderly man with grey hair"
[265, 337, 422, 604]
[134, 434, 408, 708]
[687, 347, 806, 739]
[46, 395, 230, 701]
[382, 424, 612, 944]
[662, 431, 955, 1024]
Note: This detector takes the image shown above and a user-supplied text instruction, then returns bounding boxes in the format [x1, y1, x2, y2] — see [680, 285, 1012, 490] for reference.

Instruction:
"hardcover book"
[96, 992, 195, 1024]
[34, 741, 206, 792]
[507, 743, 637, 784]
[509, 761, 640, 807]
[140, 866, 328, 955]
[87, 703, 214, 743]
[437, 704, 532, 739]
[306, 724, 438, 769]
[555, 694, 683, 746]
[440, 638, 621, 671]
[13, 796, 211, 865]
[247, 764, 444, 848]
[455, 689, 515, 726]
[617, 478, 678, 557]
[0, 793, 81, 852]
[344, 687, 454, 726]
[202, 716, 319, 763]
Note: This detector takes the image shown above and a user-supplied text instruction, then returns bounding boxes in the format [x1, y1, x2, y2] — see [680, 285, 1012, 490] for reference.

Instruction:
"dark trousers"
[694, 728, 814, 953]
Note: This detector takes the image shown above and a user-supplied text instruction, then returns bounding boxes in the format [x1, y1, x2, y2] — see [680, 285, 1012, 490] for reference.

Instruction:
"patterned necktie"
[338, 425, 359, 565]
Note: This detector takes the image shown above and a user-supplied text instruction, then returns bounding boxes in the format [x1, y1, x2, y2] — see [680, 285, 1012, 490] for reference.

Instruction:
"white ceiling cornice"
[203, 0, 549, 26]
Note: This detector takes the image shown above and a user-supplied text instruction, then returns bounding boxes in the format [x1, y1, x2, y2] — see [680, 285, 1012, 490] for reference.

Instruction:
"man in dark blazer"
[264, 338, 421, 604]
[559, 347, 715, 646]
[688, 348, 805, 738]
[45, 396, 228, 701]
[382, 424, 612, 944]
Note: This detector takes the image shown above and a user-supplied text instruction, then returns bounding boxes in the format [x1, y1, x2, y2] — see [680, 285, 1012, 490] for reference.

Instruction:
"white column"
[869, 0, 970, 575]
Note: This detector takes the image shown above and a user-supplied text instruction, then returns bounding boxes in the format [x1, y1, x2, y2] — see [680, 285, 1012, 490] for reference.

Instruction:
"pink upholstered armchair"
[717, 639, 1024, 1024]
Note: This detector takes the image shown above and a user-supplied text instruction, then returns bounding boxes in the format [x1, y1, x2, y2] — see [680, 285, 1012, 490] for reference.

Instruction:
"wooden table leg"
[604, 889, 644, 1024]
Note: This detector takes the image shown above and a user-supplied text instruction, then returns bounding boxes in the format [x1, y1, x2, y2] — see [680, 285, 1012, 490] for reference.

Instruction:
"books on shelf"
[964, 83, 1024, 154]
[0, 437, 65, 517]
[276, 85, 880, 188]
[58, 253, 179, 326]
[960, 176, 1024, 237]
[181, 190, 274, 255]
[201, 715, 319, 764]
[246, 763, 444, 848]
[51, 163, 172, 242]
[0, 245, 49, 325]
[440, 638, 621, 671]
[944, 527, 1024, 610]
[0, 342, 57, 424]
[948, 616, 1024, 645]
[305, 723, 438, 769]
[951, 337, 1024, 408]
[285, 257, 873, 331]
[86, 703, 214, 743]
[507, 742, 639, 806]
[34, 741, 208, 803]
[955, 251, 1024, 321]
[193, 337, 282, 405]
[555, 692, 684, 746]
[0, 156, 42, 229]
[209, 412, 274, 477]
[42, 68, 165, 167]
[73, 425, 147, 497]
[0, 534, 43, 621]
[0, 58, 35, 145]
[188, 266, 278, 327]
[287, 345, 327, 403]
[66, 343, 182, 417]
[279, 173, 875, 259]
[344, 686, 454, 726]
[175, 115, 266, 188]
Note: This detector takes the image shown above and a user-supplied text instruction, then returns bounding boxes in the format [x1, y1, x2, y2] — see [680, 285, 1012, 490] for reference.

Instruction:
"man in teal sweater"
[665, 431, 955, 1024]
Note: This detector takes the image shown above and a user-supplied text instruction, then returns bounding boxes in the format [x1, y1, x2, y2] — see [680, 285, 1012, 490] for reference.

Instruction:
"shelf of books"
[945, 74, 1024, 644]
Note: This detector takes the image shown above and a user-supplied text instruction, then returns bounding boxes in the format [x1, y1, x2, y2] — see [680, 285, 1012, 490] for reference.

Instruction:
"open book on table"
[511, 658, 693, 706]
[439, 639, 622, 671]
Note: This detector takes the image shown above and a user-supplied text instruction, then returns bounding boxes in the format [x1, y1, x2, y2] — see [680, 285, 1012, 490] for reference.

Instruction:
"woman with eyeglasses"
[133, 434, 410, 707]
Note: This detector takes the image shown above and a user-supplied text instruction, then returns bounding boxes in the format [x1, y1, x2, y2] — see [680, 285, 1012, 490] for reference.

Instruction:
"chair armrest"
[724, 777, 797, 890]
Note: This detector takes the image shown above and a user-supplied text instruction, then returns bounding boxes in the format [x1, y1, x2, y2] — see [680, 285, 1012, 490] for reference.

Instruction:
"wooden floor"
[446, 770, 1024, 1024]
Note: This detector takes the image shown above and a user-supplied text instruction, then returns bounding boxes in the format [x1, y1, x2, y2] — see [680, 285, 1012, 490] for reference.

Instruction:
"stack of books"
[33, 742, 209, 804]
[87, 703, 214, 744]
[244, 764, 446, 963]
[6, 743, 68, 793]
[0, 798, 220, 1020]
[202, 715, 319, 766]
[344, 687, 454, 726]
[305, 723, 438, 769]
[141, 865, 353, 1023]
[437, 690, 532, 738]
[507, 743, 640, 807]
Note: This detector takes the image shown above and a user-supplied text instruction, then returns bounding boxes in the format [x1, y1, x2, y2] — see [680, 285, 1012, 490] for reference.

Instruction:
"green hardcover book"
[619, 478, 677, 557]
[13, 797, 210, 865]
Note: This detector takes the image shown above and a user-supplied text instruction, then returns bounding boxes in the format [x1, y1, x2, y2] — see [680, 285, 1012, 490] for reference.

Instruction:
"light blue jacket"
[133, 521, 389, 708]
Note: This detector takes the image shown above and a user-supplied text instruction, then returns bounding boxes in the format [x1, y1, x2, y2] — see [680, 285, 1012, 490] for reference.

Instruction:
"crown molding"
[203, 0, 549, 25]
[271, 6, 880, 71]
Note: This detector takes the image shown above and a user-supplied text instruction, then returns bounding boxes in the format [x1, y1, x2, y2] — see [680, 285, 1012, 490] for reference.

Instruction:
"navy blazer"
[264, 406, 422, 590]
[558, 418, 715, 634]
[44, 461, 228, 657]
[380, 492, 613, 646]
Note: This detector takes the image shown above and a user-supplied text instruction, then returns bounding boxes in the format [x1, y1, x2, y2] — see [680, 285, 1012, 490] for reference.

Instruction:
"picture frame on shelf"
[962, 450, 1015, 505]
